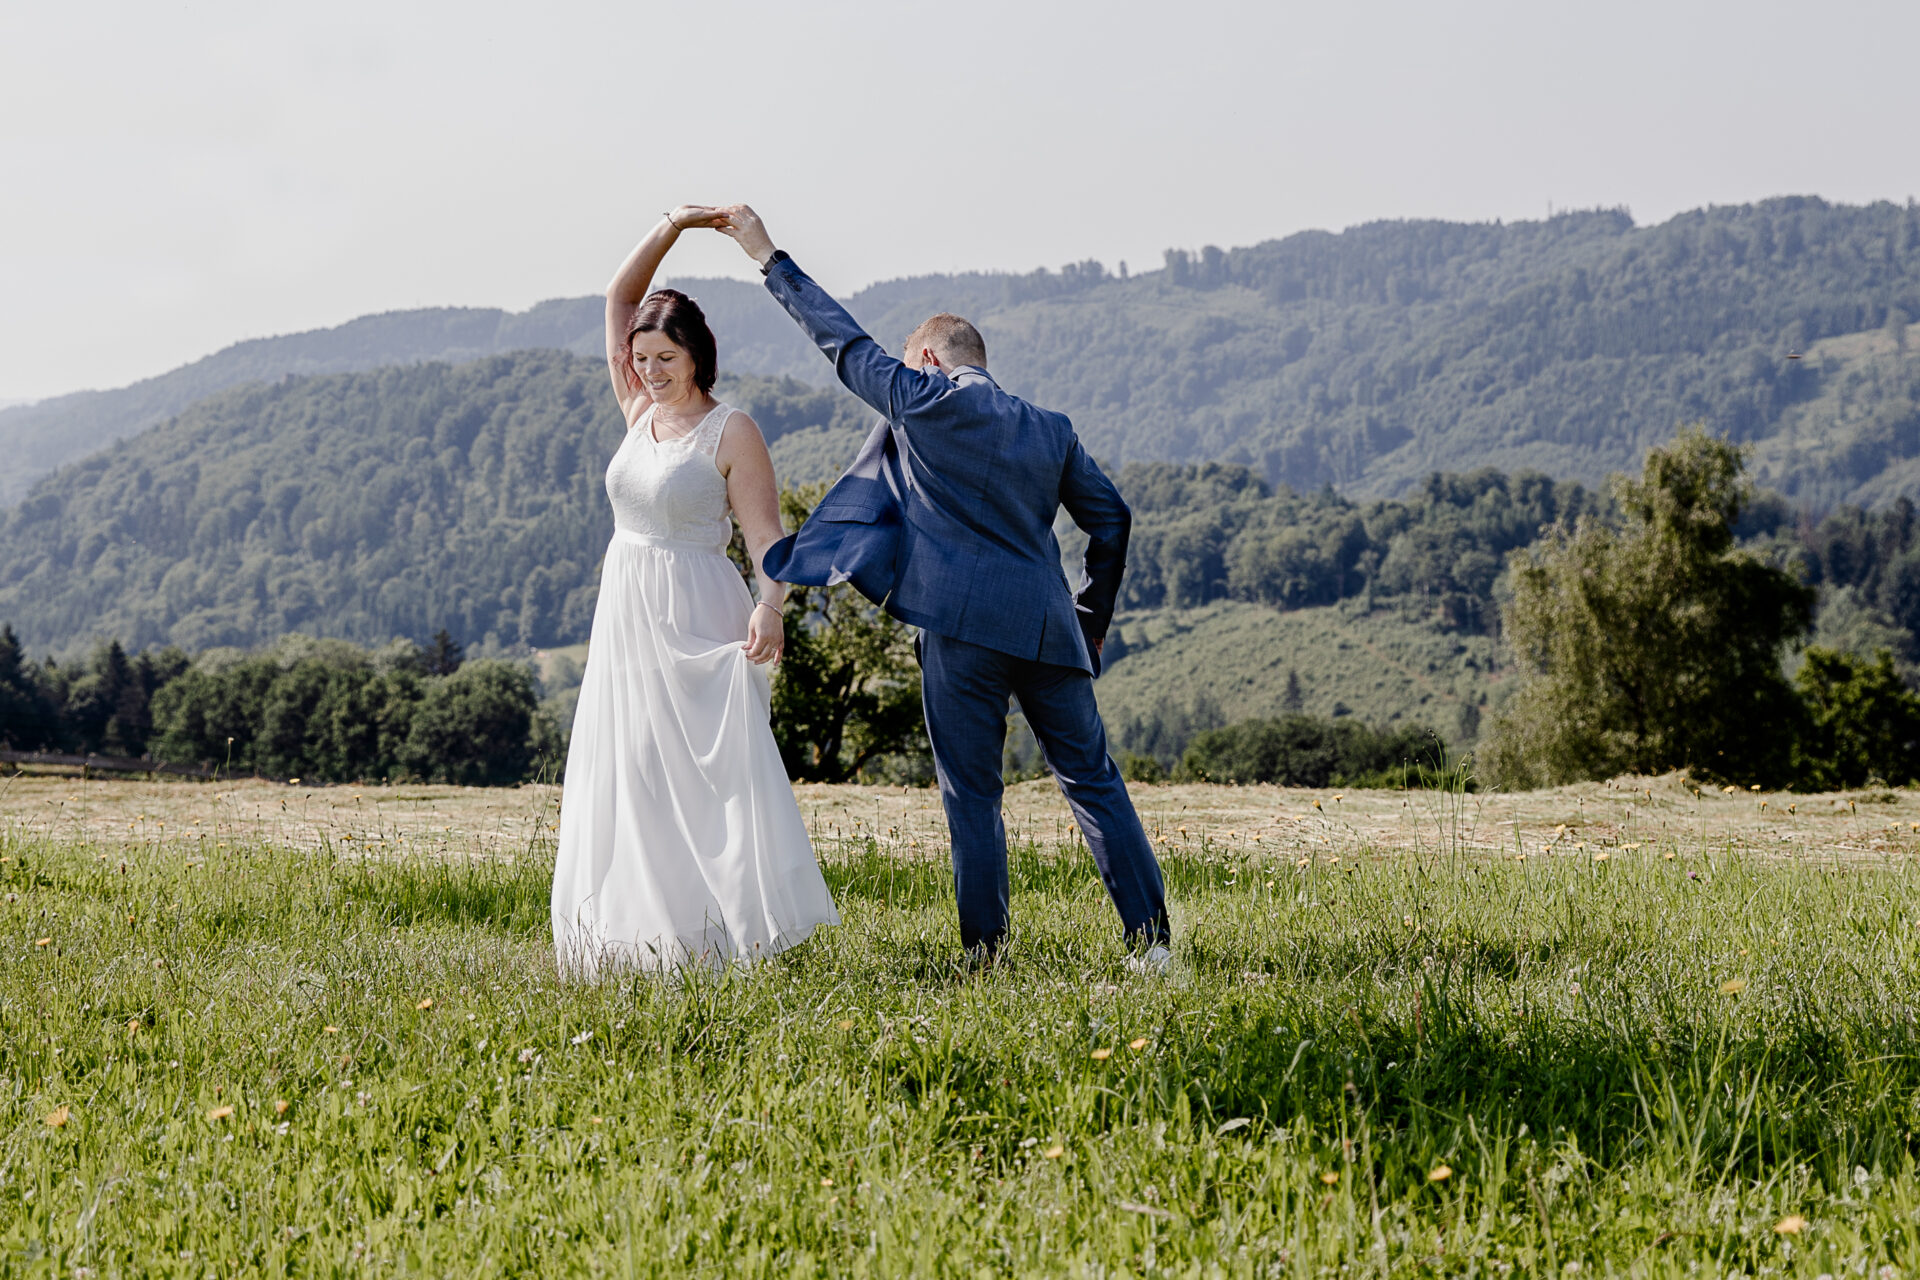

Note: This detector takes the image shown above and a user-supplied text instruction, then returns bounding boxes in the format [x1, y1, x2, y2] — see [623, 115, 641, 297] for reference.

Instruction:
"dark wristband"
[759, 248, 791, 277]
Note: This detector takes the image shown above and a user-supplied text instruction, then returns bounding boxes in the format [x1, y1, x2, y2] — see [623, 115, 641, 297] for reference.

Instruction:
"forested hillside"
[961, 199, 1920, 507]
[10, 197, 1920, 510]
[0, 352, 863, 653]
[0, 277, 810, 504]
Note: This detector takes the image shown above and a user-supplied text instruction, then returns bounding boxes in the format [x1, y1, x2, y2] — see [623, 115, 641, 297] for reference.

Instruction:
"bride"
[551, 205, 839, 977]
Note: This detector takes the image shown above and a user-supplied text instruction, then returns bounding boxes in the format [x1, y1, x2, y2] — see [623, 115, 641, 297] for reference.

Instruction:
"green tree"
[0, 625, 57, 750]
[399, 661, 538, 786]
[1485, 429, 1815, 788]
[1791, 647, 1920, 788]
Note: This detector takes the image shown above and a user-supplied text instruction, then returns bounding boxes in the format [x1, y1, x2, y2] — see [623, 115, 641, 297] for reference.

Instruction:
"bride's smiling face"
[629, 331, 699, 407]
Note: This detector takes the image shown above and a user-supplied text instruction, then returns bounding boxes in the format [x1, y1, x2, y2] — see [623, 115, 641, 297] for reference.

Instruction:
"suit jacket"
[759, 255, 1131, 675]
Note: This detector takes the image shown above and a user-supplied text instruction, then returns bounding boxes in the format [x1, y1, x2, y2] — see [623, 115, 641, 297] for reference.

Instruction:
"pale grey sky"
[2, 0, 1915, 401]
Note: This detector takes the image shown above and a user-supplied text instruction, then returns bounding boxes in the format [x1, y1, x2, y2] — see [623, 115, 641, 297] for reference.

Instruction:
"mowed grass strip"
[6, 823, 1920, 1274]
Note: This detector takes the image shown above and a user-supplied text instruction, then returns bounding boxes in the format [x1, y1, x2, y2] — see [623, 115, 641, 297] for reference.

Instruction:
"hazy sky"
[3, 0, 1916, 401]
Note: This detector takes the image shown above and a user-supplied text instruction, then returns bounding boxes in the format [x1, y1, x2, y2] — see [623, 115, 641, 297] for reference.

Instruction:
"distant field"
[1099, 600, 1502, 751]
[6, 776, 1920, 1272]
[4, 770, 1914, 868]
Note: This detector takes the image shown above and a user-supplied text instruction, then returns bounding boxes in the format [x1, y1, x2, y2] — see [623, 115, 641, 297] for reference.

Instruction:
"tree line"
[0, 627, 549, 786]
[9, 432, 1920, 789]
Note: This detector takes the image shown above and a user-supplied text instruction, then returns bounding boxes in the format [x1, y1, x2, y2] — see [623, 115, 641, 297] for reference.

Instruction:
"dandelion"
[274, 1100, 290, 1114]
[126, 1018, 140, 1033]
[1320, 1171, 1340, 1184]
[836, 1019, 854, 1030]
[1090, 1048, 1112, 1061]
[1311, 800, 1322, 811]
[417, 998, 434, 1010]
[1043, 1145, 1065, 1159]
[1129, 1037, 1149, 1050]
[207, 1105, 234, 1121]
[1403, 915, 1414, 928]
[1428, 1165, 1452, 1181]
[323, 1025, 339, 1034]
[820, 1178, 834, 1187]
[1720, 979, 1748, 994]
[35, 937, 51, 948]
[1774, 1214, 1807, 1234]
[45, 1105, 69, 1128]
[1592, 852, 1610, 862]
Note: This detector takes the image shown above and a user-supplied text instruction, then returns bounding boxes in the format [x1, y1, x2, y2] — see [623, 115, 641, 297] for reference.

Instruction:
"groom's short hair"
[903, 314, 987, 370]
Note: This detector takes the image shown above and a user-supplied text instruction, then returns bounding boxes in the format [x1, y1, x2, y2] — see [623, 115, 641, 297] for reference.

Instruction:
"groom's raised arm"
[714, 204, 945, 422]
[761, 255, 947, 422]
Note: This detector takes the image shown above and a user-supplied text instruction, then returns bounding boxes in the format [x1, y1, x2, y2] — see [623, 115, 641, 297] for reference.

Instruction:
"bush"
[1791, 647, 1920, 788]
[397, 662, 538, 786]
[1177, 714, 1446, 787]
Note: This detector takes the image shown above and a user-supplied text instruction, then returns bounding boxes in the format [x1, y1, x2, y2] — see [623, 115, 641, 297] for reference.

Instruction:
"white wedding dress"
[551, 401, 838, 977]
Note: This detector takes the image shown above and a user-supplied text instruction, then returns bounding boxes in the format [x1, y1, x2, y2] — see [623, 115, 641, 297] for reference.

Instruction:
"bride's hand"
[744, 601, 784, 665]
[665, 205, 729, 230]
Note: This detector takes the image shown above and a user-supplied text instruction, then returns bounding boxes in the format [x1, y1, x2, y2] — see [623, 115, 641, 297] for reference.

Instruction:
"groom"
[715, 205, 1171, 968]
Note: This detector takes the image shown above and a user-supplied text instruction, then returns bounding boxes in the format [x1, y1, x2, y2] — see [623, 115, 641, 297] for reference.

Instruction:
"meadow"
[6, 774, 1920, 1275]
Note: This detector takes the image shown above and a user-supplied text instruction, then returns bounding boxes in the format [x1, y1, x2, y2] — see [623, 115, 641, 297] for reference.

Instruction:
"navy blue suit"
[761, 255, 1170, 953]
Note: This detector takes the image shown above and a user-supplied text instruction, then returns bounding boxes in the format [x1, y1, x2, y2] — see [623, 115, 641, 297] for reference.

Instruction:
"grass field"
[8, 776, 1920, 1274]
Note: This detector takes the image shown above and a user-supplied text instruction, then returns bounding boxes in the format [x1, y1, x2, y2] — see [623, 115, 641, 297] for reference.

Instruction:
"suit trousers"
[916, 630, 1172, 953]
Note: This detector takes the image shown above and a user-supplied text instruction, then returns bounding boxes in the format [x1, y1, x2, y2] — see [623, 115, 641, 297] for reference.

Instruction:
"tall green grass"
[5, 821, 1920, 1274]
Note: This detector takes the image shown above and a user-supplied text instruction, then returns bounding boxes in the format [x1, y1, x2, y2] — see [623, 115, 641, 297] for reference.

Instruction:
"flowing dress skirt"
[551, 530, 839, 977]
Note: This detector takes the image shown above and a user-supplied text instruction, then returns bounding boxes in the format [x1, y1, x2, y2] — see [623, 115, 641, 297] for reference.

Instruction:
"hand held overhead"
[712, 205, 780, 268]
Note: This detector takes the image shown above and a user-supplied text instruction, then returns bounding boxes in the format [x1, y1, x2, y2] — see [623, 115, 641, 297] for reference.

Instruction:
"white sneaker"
[1126, 945, 1173, 977]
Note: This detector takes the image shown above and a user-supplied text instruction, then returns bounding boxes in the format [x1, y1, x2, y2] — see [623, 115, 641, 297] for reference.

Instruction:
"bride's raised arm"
[605, 206, 726, 422]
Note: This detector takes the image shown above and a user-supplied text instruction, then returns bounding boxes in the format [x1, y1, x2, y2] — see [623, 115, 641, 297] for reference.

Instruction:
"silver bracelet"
[753, 600, 784, 616]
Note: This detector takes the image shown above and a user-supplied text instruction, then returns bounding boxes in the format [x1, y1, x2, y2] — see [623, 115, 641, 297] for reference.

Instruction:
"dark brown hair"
[627, 289, 717, 393]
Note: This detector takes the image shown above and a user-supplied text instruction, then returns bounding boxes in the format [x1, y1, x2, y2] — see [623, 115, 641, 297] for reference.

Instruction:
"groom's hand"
[716, 205, 778, 268]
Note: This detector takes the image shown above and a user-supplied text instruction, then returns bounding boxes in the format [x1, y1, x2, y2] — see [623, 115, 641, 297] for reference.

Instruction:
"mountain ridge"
[8, 195, 1920, 511]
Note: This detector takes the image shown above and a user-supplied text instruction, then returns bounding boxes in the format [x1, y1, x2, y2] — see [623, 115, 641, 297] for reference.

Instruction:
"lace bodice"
[605, 402, 734, 550]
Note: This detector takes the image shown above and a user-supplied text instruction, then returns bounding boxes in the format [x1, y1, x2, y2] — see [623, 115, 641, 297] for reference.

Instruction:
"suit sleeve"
[1059, 436, 1131, 641]
[763, 256, 946, 422]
